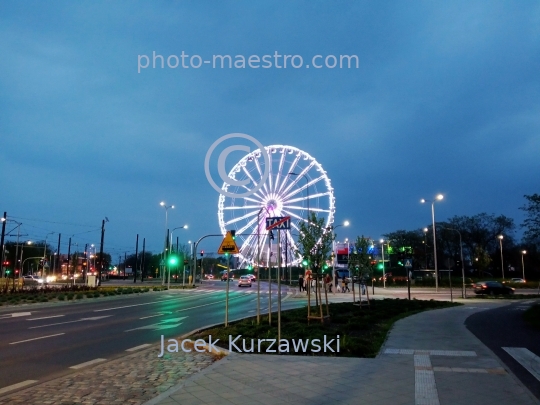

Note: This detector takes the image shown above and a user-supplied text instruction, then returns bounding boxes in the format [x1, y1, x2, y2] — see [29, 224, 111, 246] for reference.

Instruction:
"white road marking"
[69, 358, 107, 369]
[124, 316, 188, 332]
[27, 315, 65, 321]
[0, 312, 32, 319]
[93, 298, 181, 312]
[502, 347, 540, 381]
[9, 333, 65, 345]
[126, 344, 152, 352]
[384, 349, 476, 357]
[0, 380, 38, 395]
[28, 315, 112, 329]
[140, 313, 164, 319]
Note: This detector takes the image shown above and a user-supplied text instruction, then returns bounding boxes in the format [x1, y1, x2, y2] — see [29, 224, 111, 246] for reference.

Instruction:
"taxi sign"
[218, 231, 240, 254]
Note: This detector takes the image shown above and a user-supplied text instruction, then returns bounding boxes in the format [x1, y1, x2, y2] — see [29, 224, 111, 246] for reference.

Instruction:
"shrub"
[66, 294, 74, 300]
[57, 294, 65, 300]
[76, 294, 83, 300]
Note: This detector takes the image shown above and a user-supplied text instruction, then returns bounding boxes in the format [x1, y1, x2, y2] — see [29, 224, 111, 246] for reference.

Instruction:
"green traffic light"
[168, 255, 179, 266]
[302, 259, 308, 266]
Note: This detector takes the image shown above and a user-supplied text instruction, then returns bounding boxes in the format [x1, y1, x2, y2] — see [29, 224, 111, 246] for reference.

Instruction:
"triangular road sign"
[218, 231, 239, 254]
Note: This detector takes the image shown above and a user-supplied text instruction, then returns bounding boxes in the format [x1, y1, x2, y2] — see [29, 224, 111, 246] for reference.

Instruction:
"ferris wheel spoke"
[222, 209, 259, 227]
[281, 209, 309, 224]
[253, 153, 270, 196]
[281, 160, 316, 197]
[277, 153, 301, 195]
[283, 192, 331, 205]
[282, 175, 325, 201]
[272, 149, 286, 194]
[222, 205, 263, 210]
[237, 215, 259, 235]
[241, 166, 260, 189]
[243, 195, 265, 205]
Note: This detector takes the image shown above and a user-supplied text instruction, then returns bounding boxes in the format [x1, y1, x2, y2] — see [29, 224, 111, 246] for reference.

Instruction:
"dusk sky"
[1, 1, 539, 259]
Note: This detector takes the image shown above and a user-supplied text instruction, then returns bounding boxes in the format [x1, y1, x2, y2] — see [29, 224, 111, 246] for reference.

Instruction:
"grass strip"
[191, 298, 460, 357]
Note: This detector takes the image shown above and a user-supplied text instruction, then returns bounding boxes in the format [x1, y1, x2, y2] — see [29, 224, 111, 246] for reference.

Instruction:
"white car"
[511, 278, 526, 283]
[238, 275, 252, 287]
[23, 275, 44, 284]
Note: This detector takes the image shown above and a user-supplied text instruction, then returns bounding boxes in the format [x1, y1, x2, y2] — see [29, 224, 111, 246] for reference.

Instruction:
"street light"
[497, 234, 504, 280]
[331, 221, 350, 293]
[521, 250, 527, 281]
[421, 194, 444, 292]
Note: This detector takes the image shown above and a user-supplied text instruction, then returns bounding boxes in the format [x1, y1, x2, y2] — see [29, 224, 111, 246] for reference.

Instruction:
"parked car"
[511, 278, 526, 283]
[238, 275, 252, 287]
[473, 281, 515, 296]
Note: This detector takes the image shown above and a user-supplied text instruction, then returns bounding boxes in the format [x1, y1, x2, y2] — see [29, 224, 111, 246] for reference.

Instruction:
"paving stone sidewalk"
[146, 304, 540, 405]
[0, 344, 217, 405]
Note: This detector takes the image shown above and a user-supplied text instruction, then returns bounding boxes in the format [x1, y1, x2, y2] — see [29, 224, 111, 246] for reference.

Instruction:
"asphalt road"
[0, 280, 303, 390]
[465, 299, 540, 400]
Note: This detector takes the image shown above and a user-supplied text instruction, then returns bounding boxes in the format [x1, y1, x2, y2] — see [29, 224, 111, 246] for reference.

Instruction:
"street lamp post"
[423, 228, 428, 268]
[380, 239, 387, 289]
[421, 194, 444, 292]
[442, 227, 466, 298]
[497, 235, 504, 280]
[160, 202, 174, 280]
[169, 225, 188, 286]
[521, 250, 526, 281]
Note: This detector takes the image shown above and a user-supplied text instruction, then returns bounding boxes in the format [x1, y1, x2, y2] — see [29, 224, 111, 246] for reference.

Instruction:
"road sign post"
[218, 231, 239, 328]
[404, 258, 413, 300]
[265, 216, 290, 348]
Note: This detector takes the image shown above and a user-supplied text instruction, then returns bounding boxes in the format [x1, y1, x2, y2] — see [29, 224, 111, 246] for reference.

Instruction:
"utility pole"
[55, 233, 61, 276]
[0, 212, 6, 278]
[134, 234, 138, 283]
[123, 252, 126, 280]
[141, 238, 146, 282]
[67, 237, 72, 283]
[84, 243, 88, 285]
[99, 219, 105, 284]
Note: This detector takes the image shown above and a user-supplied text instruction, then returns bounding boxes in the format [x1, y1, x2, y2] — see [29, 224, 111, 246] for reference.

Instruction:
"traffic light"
[302, 258, 308, 266]
[323, 264, 328, 270]
[200, 250, 204, 257]
[168, 255, 179, 266]
[247, 264, 253, 271]
[230, 230, 236, 240]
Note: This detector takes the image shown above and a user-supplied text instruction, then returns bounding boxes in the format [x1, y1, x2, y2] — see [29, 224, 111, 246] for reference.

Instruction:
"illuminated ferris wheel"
[217, 145, 335, 268]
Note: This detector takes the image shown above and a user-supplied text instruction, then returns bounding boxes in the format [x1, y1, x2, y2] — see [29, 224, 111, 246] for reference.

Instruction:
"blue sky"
[1, 1, 539, 258]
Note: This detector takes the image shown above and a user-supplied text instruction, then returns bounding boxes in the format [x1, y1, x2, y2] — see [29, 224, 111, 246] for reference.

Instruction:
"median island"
[189, 298, 460, 357]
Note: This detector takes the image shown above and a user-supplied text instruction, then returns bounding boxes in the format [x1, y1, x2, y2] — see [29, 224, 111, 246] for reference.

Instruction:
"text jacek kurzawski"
[158, 335, 340, 357]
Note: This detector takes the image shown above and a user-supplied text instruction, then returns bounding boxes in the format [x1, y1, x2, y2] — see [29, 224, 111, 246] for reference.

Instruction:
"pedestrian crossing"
[502, 347, 540, 382]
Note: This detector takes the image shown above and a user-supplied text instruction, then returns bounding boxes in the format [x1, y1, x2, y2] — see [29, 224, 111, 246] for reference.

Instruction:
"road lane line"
[93, 297, 183, 312]
[28, 315, 112, 329]
[0, 380, 38, 394]
[9, 333, 65, 345]
[69, 358, 107, 369]
[27, 315, 65, 321]
[140, 313, 164, 319]
[502, 347, 540, 381]
[126, 344, 152, 352]
[0, 312, 32, 319]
